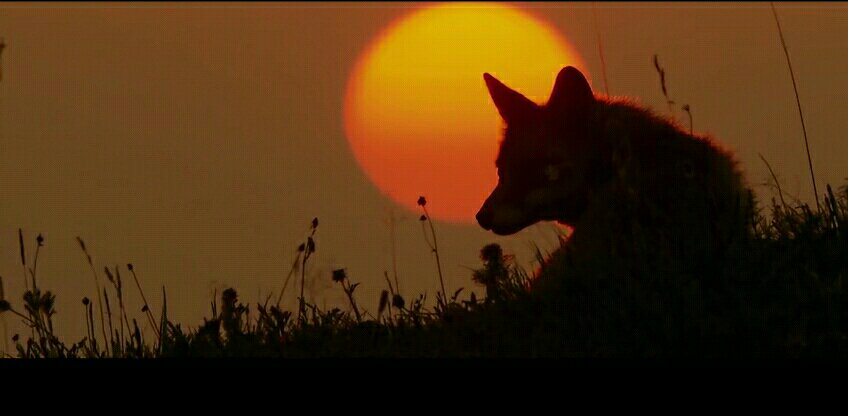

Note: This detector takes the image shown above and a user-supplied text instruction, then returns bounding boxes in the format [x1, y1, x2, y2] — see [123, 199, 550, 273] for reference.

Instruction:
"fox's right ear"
[547, 66, 594, 115]
[484, 73, 538, 124]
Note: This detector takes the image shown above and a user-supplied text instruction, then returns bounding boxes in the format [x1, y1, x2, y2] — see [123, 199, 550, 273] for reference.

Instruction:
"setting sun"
[344, 2, 586, 223]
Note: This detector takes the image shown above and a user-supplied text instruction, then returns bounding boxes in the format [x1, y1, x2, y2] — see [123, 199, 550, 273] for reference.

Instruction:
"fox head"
[476, 66, 600, 235]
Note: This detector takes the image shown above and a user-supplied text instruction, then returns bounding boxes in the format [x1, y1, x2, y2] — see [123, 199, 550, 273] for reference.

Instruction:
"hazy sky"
[0, 1, 846, 345]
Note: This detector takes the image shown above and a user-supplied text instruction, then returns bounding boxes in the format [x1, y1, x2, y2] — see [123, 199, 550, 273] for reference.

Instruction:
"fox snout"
[476, 187, 535, 236]
[476, 203, 494, 231]
[477, 186, 507, 233]
[476, 202, 515, 236]
[475, 202, 532, 236]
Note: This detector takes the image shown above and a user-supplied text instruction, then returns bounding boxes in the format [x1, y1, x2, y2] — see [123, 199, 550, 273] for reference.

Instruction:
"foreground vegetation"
[1, 181, 847, 358]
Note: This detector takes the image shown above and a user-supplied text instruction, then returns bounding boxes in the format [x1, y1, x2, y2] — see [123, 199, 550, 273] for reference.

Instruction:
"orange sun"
[344, 2, 586, 223]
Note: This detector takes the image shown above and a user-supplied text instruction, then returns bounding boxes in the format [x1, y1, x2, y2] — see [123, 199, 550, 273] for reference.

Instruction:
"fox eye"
[545, 164, 559, 182]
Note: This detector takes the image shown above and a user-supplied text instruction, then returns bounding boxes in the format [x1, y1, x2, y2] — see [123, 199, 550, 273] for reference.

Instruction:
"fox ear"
[484, 73, 538, 123]
[547, 66, 593, 114]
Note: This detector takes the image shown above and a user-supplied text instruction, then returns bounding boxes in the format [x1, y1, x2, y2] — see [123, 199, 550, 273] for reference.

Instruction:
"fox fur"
[477, 67, 755, 290]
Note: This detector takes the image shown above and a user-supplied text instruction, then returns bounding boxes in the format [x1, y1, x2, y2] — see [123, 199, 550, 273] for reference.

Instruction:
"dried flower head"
[82, 297, 90, 306]
[36, 233, 44, 247]
[39, 291, 55, 314]
[417, 196, 427, 207]
[222, 288, 238, 305]
[331, 268, 347, 283]
[392, 294, 405, 309]
[480, 243, 504, 263]
[419, 215, 427, 222]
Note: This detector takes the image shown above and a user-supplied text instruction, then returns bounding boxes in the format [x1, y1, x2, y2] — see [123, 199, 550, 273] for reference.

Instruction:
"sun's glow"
[344, 2, 587, 223]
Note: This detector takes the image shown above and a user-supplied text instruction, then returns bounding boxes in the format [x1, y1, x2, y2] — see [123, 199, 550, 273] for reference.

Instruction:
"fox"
[476, 66, 755, 291]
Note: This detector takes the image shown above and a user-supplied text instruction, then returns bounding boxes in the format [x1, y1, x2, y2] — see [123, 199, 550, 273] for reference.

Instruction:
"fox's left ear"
[547, 66, 594, 114]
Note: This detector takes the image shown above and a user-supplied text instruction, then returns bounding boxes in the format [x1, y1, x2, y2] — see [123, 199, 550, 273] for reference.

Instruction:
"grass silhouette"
[0, 178, 846, 358]
[770, 2, 820, 211]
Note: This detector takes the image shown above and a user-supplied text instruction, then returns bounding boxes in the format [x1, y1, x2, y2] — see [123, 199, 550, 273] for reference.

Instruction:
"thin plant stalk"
[683, 105, 693, 135]
[297, 220, 318, 323]
[30, 240, 41, 290]
[592, 1, 610, 96]
[127, 265, 160, 340]
[770, 2, 820, 212]
[87, 302, 98, 356]
[0, 322, 5, 357]
[421, 205, 446, 307]
[276, 253, 301, 309]
[18, 230, 36, 341]
[341, 279, 362, 322]
[83, 302, 93, 354]
[3, 306, 37, 327]
[299, 249, 307, 322]
[77, 237, 108, 350]
[157, 286, 167, 356]
[103, 289, 114, 355]
[388, 208, 401, 297]
[0, 276, 6, 354]
[114, 267, 131, 352]
[760, 153, 789, 209]
[1, 313, 6, 356]
[384, 271, 395, 323]
[19, 229, 28, 291]
[653, 54, 676, 119]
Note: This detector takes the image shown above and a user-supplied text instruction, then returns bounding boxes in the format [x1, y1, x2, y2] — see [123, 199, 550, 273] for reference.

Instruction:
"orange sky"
[0, 2, 846, 344]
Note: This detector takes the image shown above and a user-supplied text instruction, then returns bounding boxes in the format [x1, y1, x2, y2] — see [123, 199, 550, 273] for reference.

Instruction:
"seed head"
[378, 290, 389, 315]
[480, 243, 504, 263]
[392, 294, 405, 309]
[331, 268, 347, 283]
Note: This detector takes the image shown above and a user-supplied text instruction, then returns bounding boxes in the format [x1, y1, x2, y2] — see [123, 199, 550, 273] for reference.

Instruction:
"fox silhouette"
[477, 67, 755, 288]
